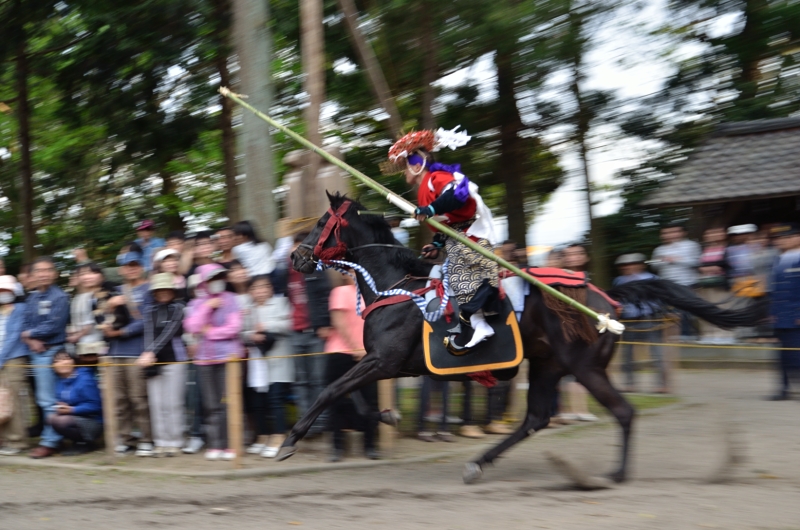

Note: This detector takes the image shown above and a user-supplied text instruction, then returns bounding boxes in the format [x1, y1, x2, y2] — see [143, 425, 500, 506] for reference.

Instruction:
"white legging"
[147, 363, 187, 448]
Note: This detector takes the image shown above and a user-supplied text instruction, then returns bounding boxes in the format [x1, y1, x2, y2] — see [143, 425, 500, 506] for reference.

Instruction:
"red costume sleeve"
[417, 171, 477, 228]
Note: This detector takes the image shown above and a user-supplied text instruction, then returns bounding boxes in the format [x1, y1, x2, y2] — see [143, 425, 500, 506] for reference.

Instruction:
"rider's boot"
[465, 310, 494, 348]
[444, 313, 476, 356]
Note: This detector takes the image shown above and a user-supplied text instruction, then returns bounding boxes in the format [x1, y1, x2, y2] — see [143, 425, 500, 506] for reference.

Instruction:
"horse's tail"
[606, 279, 768, 329]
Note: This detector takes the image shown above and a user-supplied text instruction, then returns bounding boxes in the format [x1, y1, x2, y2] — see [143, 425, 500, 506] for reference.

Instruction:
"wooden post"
[226, 359, 243, 469]
[100, 360, 118, 459]
[378, 378, 395, 456]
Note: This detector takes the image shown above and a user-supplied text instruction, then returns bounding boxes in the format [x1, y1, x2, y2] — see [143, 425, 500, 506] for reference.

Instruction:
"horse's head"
[290, 192, 394, 274]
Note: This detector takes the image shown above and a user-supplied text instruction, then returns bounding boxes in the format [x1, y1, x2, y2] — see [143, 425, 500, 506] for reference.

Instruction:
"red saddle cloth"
[501, 267, 621, 313]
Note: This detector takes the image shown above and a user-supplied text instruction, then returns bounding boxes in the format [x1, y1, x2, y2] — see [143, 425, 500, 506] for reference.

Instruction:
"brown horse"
[283, 193, 764, 484]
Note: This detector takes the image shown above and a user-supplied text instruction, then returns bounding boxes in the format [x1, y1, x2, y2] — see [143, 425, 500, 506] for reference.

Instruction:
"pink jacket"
[185, 264, 243, 364]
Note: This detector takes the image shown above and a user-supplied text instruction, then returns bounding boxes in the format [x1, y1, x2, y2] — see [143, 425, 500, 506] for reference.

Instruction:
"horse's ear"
[326, 190, 335, 204]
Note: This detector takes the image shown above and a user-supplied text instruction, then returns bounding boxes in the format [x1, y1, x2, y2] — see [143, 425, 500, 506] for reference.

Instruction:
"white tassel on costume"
[434, 126, 471, 152]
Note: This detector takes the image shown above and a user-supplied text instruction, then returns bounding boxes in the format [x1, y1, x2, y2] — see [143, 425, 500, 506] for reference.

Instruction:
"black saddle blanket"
[423, 295, 523, 376]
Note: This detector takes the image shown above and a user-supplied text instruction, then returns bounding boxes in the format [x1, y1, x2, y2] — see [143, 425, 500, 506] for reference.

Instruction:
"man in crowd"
[165, 231, 186, 252]
[651, 223, 701, 340]
[179, 230, 216, 277]
[21, 257, 70, 458]
[105, 250, 153, 455]
[613, 253, 669, 393]
[0, 275, 32, 456]
[215, 227, 236, 268]
[767, 223, 800, 401]
[134, 220, 166, 273]
[287, 231, 332, 435]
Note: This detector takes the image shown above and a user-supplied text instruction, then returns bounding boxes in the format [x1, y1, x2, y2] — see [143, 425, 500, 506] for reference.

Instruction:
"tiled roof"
[643, 118, 800, 206]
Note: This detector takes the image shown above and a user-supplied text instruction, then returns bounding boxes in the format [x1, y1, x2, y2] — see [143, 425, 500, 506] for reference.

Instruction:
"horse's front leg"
[464, 365, 561, 484]
[277, 356, 388, 461]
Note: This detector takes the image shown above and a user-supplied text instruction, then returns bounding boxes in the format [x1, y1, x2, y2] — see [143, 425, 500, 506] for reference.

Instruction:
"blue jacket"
[135, 236, 166, 272]
[770, 250, 800, 329]
[23, 285, 70, 346]
[0, 304, 29, 369]
[56, 368, 103, 422]
[108, 283, 152, 357]
[612, 272, 660, 319]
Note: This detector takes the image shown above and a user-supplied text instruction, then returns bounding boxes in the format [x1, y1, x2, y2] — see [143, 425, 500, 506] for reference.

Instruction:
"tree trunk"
[570, 62, 608, 287]
[735, 0, 768, 112]
[214, 0, 239, 223]
[15, 40, 37, 262]
[338, 0, 402, 136]
[419, 0, 437, 131]
[495, 49, 527, 246]
[300, 0, 325, 216]
[160, 172, 184, 230]
[232, 0, 276, 241]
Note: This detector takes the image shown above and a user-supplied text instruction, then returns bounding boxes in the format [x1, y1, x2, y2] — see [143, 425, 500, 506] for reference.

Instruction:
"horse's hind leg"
[277, 357, 386, 460]
[573, 366, 635, 483]
[464, 365, 561, 484]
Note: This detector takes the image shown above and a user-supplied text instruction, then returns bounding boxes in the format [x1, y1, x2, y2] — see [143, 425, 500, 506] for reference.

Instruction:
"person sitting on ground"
[242, 275, 293, 458]
[0, 275, 32, 456]
[324, 272, 380, 461]
[138, 273, 187, 457]
[49, 351, 103, 455]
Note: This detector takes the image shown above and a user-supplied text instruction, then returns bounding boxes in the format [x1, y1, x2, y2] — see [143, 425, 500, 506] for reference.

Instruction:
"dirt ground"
[1, 370, 799, 530]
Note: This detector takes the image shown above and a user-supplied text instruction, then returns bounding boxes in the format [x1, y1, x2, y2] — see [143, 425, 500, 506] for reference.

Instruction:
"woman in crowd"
[138, 273, 187, 457]
[184, 264, 242, 461]
[0, 275, 31, 456]
[152, 249, 187, 299]
[325, 272, 380, 460]
[232, 221, 276, 277]
[49, 351, 103, 455]
[67, 262, 114, 358]
[242, 275, 293, 458]
[227, 260, 251, 308]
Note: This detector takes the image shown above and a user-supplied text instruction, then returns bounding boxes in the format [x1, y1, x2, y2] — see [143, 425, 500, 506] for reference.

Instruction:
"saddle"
[422, 266, 523, 377]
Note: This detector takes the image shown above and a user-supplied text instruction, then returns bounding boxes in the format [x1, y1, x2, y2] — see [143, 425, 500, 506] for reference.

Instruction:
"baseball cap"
[136, 219, 156, 231]
[770, 222, 800, 238]
[615, 253, 646, 266]
[0, 275, 19, 293]
[154, 248, 179, 263]
[727, 224, 757, 235]
[117, 251, 144, 266]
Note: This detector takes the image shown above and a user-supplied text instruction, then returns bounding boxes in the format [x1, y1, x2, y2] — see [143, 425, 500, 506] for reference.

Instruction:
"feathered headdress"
[380, 126, 471, 174]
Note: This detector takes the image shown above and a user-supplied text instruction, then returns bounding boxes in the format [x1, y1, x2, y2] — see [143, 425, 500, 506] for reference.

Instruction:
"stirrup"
[444, 314, 475, 356]
[444, 335, 473, 356]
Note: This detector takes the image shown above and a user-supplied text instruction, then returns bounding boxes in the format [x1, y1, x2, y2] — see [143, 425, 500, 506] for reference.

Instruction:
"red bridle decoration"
[313, 200, 351, 262]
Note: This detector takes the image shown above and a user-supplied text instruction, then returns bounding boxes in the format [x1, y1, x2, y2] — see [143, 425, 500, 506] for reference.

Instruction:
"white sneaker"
[221, 449, 236, 461]
[0, 447, 22, 456]
[152, 446, 166, 458]
[182, 437, 205, 454]
[576, 413, 598, 422]
[260, 446, 279, 458]
[247, 443, 266, 455]
[466, 311, 495, 348]
[204, 449, 223, 461]
[135, 442, 154, 457]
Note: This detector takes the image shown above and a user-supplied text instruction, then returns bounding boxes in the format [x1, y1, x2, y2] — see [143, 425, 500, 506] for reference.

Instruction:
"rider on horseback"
[384, 128, 500, 355]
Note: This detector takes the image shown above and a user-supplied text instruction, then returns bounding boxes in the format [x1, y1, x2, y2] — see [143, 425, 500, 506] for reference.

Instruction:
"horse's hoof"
[380, 409, 401, 427]
[276, 445, 297, 462]
[463, 462, 483, 484]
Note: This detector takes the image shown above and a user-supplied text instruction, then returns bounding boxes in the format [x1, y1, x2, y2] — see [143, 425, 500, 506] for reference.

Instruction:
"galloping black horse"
[284, 193, 764, 484]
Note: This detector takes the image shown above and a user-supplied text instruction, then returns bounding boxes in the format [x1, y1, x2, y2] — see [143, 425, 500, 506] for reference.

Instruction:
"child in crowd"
[184, 264, 242, 461]
[138, 273, 187, 457]
[49, 351, 103, 455]
[242, 275, 293, 458]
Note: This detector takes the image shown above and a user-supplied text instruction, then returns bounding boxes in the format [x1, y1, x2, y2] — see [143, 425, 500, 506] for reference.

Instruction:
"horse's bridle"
[296, 199, 409, 266]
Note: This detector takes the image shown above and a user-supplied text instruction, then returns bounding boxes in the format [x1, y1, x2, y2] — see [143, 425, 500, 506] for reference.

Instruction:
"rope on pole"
[219, 87, 624, 334]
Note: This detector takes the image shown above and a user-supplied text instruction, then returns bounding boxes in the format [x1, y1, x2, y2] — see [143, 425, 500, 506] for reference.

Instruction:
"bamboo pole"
[378, 379, 395, 456]
[100, 360, 118, 458]
[218, 87, 624, 334]
[226, 358, 243, 469]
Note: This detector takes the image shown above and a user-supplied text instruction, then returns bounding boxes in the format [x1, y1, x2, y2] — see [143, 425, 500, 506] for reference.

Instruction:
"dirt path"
[1, 370, 799, 529]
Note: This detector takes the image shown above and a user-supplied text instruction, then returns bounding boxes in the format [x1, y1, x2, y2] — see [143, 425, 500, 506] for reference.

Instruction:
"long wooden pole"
[218, 88, 624, 334]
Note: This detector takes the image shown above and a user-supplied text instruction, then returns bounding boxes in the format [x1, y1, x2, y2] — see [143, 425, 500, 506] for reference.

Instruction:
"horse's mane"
[329, 193, 432, 278]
